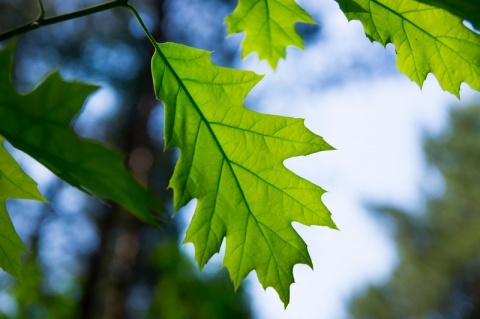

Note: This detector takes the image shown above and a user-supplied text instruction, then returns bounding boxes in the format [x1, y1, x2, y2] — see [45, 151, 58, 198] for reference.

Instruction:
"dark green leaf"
[0, 46, 161, 223]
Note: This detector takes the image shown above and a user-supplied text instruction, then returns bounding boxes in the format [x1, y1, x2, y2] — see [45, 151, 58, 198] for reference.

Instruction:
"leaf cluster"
[1, 0, 480, 306]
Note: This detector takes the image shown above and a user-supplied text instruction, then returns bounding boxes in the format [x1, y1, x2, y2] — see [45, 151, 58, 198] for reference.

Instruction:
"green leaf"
[0, 136, 46, 280]
[0, 46, 160, 223]
[417, 0, 480, 30]
[336, 0, 480, 96]
[152, 42, 336, 306]
[225, 0, 315, 68]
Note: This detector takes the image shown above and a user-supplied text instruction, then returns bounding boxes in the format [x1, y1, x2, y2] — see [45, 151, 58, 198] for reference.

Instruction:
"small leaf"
[0, 136, 46, 280]
[152, 42, 335, 305]
[0, 46, 161, 223]
[225, 0, 315, 68]
[336, 0, 480, 96]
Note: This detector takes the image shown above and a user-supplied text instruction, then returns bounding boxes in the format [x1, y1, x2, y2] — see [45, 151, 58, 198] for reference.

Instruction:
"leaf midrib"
[370, 0, 477, 61]
[231, 160, 329, 224]
[156, 46, 283, 284]
[0, 169, 41, 201]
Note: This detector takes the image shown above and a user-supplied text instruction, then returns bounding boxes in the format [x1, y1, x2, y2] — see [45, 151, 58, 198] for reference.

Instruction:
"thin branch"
[0, 0, 128, 42]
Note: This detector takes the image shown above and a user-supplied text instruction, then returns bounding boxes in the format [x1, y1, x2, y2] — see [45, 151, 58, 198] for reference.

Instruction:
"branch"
[0, 0, 128, 42]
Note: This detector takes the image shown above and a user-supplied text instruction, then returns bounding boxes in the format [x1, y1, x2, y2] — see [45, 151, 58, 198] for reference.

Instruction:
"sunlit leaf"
[417, 0, 480, 30]
[225, 0, 315, 68]
[0, 136, 46, 280]
[336, 0, 480, 96]
[152, 42, 335, 305]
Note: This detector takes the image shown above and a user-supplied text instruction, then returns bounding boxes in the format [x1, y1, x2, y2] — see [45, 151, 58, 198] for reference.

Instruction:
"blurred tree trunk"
[80, 3, 166, 316]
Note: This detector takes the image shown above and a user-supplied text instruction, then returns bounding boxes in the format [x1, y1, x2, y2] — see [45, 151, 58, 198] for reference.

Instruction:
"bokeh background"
[1, 0, 480, 318]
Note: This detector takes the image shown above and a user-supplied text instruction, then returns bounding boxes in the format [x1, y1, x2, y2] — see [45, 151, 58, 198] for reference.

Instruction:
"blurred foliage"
[1, 241, 251, 319]
[349, 103, 480, 319]
[148, 243, 250, 319]
[0, 257, 78, 319]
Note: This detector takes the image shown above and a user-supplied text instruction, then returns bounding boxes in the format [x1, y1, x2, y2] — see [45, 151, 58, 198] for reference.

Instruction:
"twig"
[0, 0, 128, 42]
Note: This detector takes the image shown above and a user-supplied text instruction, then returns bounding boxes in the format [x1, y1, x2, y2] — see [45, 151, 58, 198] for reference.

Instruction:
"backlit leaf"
[417, 0, 480, 30]
[225, 0, 315, 68]
[336, 0, 480, 96]
[0, 136, 46, 280]
[152, 42, 336, 305]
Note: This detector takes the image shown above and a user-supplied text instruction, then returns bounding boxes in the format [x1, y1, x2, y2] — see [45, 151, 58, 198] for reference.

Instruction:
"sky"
[179, 0, 480, 318]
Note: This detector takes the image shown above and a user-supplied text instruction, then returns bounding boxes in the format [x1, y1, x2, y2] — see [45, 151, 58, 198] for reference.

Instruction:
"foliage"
[336, 0, 480, 96]
[0, 46, 160, 224]
[225, 0, 315, 68]
[0, 257, 78, 319]
[148, 242, 252, 319]
[349, 104, 480, 318]
[0, 240, 251, 319]
[0, 0, 480, 307]
[152, 42, 334, 305]
[417, 0, 480, 30]
[0, 137, 46, 280]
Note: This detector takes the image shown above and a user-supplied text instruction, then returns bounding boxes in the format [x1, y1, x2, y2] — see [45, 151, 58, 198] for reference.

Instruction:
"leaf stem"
[37, 0, 45, 21]
[125, 4, 161, 51]
[0, 0, 128, 42]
